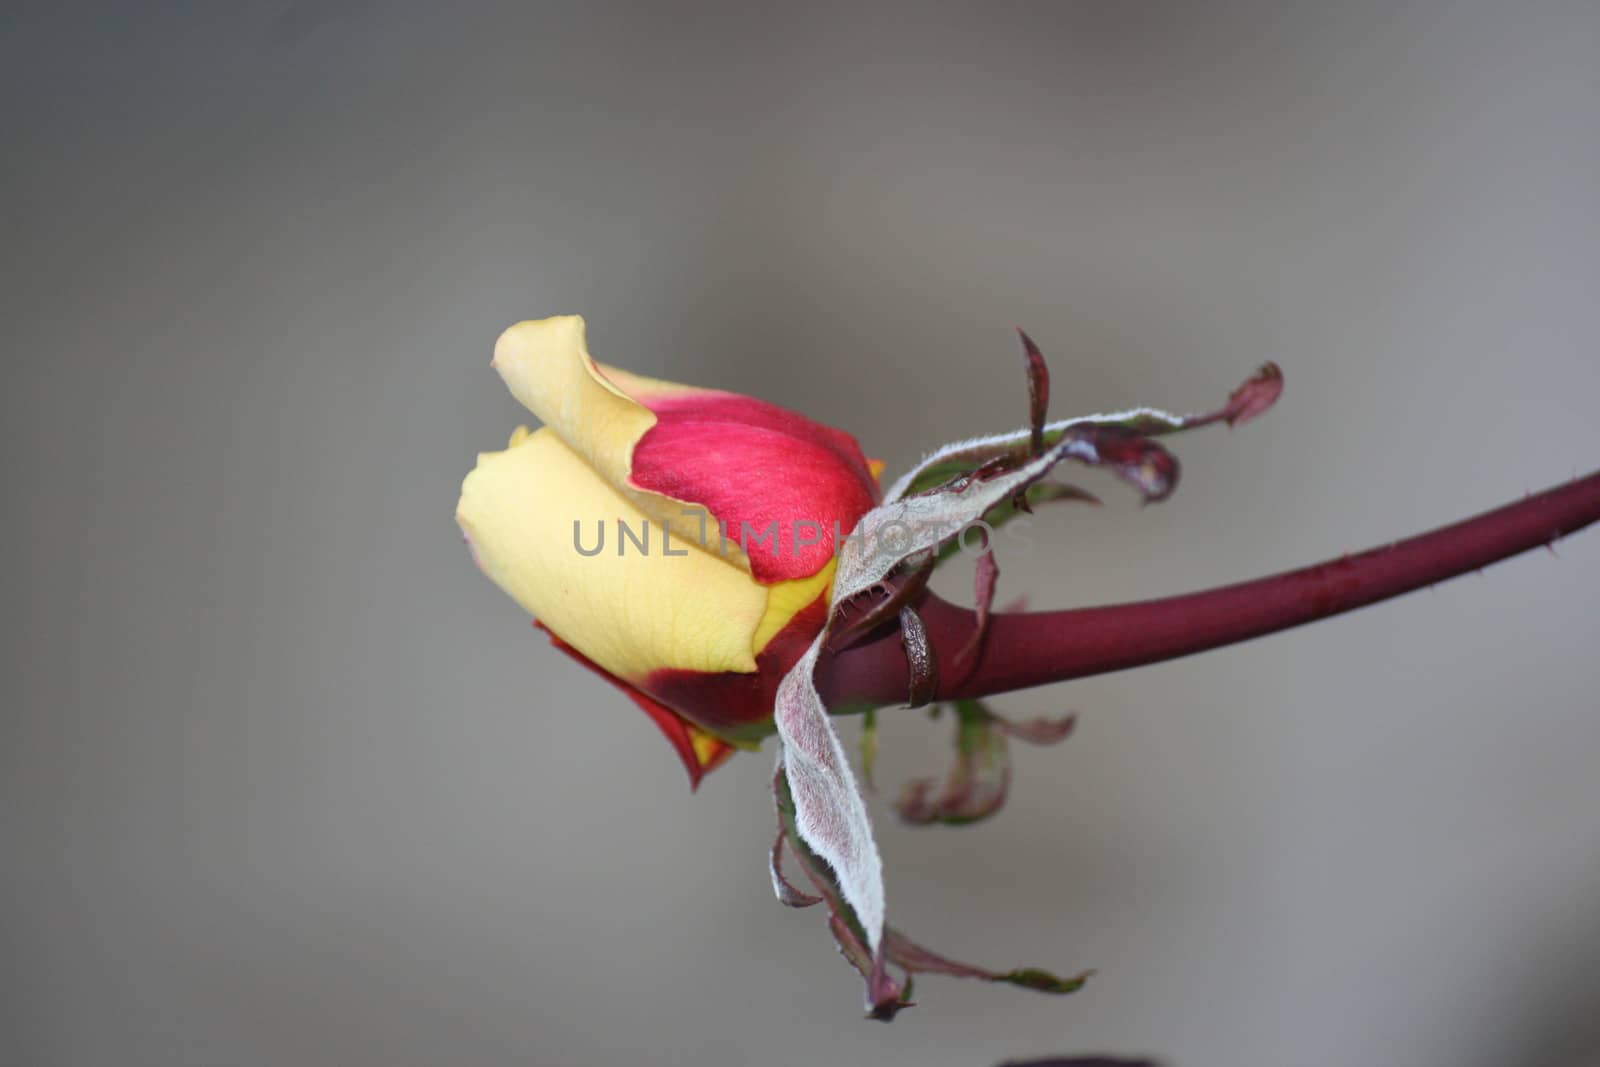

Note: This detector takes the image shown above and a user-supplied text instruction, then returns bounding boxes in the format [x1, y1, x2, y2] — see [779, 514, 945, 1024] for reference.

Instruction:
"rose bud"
[457, 316, 881, 786]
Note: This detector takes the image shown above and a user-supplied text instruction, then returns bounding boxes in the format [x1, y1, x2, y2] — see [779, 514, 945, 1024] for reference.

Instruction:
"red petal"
[642, 590, 829, 735]
[613, 683, 737, 790]
[630, 392, 879, 583]
[538, 624, 734, 789]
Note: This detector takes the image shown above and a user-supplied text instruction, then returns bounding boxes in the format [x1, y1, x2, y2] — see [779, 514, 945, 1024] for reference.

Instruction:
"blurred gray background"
[6, 3, 1600, 1065]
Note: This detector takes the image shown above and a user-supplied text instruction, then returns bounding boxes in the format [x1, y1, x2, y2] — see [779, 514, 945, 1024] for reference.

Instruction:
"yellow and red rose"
[456, 316, 881, 785]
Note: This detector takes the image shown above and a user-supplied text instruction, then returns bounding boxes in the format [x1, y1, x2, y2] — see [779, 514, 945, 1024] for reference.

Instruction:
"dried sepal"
[894, 700, 1012, 826]
[884, 347, 1282, 502]
[775, 765, 1087, 1019]
[772, 767, 911, 1017]
[895, 701, 1078, 826]
[773, 643, 885, 977]
[773, 442, 1091, 1014]
[881, 928, 1092, 996]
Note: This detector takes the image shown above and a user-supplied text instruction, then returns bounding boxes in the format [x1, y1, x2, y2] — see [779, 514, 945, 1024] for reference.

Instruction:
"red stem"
[816, 470, 1600, 709]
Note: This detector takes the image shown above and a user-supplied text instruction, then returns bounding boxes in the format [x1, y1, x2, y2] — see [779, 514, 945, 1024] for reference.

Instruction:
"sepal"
[894, 700, 1076, 825]
[773, 768, 1090, 1020]
[539, 624, 735, 789]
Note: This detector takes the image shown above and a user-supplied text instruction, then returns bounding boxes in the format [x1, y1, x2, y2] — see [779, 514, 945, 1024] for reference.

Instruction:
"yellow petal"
[753, 559, 836, 653]
[457, 427, 767, 679]
[491, 316, 654, 493]
[491, 316, 750, 573]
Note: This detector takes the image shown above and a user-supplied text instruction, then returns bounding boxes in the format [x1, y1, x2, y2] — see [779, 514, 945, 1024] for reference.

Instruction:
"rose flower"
[456, 316, 881, 786]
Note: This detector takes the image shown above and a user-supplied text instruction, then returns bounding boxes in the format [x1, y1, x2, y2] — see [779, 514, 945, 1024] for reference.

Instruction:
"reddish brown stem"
[817, 470, 1600, 710]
